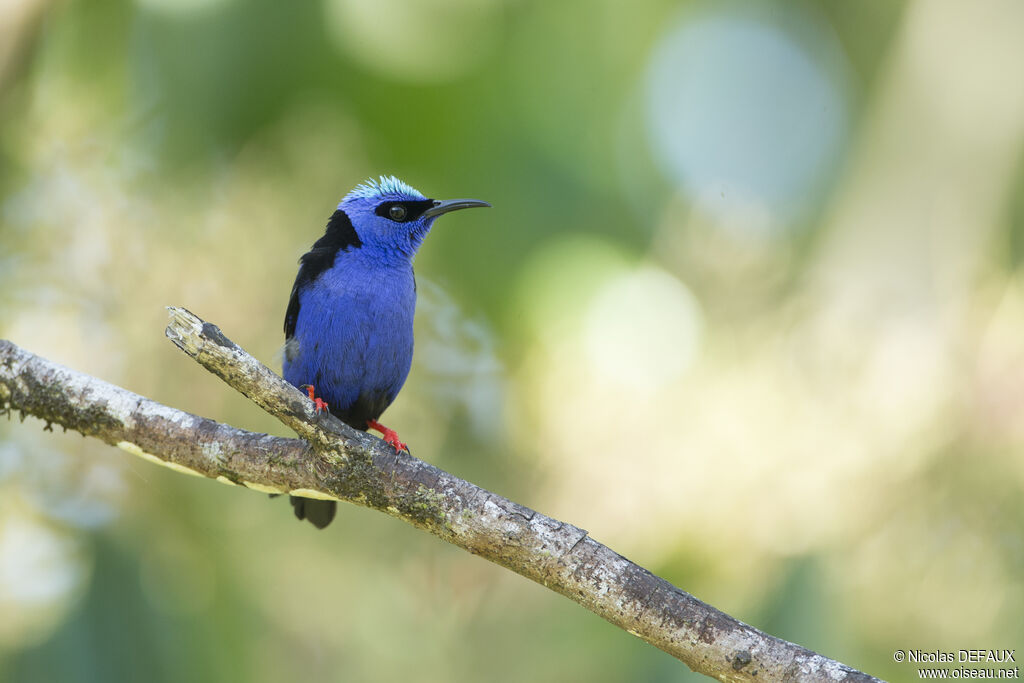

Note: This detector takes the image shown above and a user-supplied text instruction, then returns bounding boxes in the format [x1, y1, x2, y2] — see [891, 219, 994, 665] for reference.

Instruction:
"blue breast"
[283, 253, 416, 428]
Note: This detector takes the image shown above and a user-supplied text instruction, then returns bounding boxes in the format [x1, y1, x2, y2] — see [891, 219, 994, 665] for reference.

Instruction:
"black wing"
[284, 209, 362, 339]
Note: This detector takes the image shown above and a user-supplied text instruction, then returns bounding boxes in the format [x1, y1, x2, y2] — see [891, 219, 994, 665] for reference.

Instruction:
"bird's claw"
[301, 384, 330, 414]
[383, 431, 409, 453]
[367, 419, 409, 454]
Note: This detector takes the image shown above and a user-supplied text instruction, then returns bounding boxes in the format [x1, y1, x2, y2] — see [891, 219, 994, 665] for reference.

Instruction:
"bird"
[281, 176, 489, 528]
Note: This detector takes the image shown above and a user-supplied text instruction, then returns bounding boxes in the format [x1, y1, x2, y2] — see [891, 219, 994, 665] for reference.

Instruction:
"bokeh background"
[2, 0, 1023, 681]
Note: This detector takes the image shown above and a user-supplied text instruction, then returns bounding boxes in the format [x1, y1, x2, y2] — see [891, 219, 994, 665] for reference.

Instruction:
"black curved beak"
[422, 198, 491, 219]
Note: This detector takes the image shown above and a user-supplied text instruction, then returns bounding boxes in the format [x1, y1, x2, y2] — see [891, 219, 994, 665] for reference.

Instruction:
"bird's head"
[337, 176, 489, 260]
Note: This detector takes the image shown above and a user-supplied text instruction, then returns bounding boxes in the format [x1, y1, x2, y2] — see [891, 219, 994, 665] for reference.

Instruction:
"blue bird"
[282, 176, 489, 528]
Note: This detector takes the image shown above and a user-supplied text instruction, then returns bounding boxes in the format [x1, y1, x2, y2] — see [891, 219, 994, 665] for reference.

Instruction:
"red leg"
[367, 419, 409, 453]
[300, 384, 329, 414]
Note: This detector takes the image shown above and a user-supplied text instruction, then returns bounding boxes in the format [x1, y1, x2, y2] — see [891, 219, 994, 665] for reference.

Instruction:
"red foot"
[367, 419, 409, 453]
[301, 385, 329, 414]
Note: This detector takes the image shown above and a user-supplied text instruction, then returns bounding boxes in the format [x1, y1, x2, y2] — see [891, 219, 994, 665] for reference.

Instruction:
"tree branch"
[0, 308, 881, 683]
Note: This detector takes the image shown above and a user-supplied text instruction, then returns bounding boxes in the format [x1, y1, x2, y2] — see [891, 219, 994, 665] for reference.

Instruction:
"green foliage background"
[2, 1, 1022, 681]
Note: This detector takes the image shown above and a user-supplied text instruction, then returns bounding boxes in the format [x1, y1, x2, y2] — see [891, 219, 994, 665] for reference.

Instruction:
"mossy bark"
[0, 312, 882, 683]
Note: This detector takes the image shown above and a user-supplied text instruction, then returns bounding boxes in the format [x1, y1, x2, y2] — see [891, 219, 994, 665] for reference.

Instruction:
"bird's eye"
[388, 205, 408, 221]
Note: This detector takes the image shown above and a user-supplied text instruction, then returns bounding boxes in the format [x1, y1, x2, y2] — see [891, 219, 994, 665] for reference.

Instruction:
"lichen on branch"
[0, 311, 881, 683]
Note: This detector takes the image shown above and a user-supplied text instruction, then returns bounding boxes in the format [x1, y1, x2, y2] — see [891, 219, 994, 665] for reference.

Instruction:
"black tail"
[289, 496, 337, 529]
[279, 401, 372, 529]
